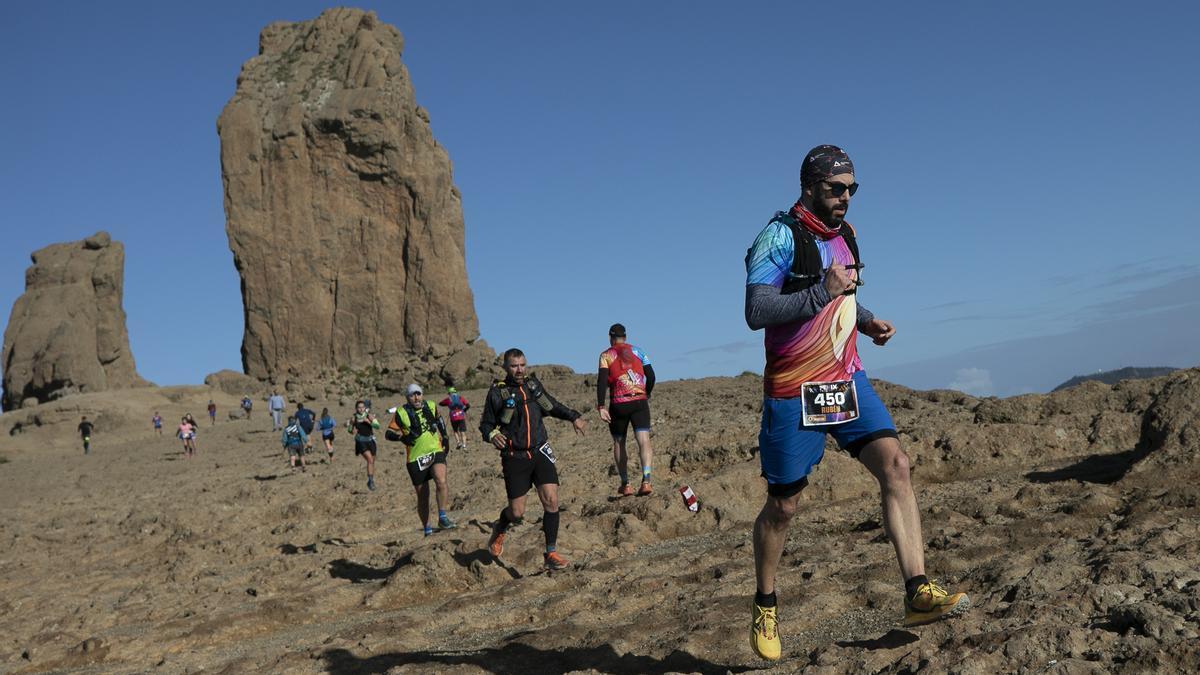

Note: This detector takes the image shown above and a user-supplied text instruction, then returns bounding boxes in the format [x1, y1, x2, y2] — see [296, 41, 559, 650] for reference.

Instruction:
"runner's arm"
[544, 390, 581, 422]
[856, 303, 876, 331]
[644, 364, 656, 397]
[744, 283, 832, 329]
[479, 389, 500, 441]
[596, 368, 610, 408]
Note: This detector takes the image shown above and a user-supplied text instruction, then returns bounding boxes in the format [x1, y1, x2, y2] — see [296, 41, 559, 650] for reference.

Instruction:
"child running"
[282, 415, 309, 472]
[152, 412, 163, 435]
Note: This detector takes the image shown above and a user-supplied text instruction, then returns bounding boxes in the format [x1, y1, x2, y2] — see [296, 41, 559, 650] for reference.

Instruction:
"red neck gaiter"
[788, 199, 848, 241]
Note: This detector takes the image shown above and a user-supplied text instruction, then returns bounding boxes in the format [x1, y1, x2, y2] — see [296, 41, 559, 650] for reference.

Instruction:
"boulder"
[2, 232, 146, 410]
[204, 369, 264, 398]
[218, 8, 482, 381]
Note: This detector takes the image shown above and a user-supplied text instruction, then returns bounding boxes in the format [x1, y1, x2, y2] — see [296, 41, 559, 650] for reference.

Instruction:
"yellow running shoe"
[750, 602, 781, 660]
[903, 581, 970, 627]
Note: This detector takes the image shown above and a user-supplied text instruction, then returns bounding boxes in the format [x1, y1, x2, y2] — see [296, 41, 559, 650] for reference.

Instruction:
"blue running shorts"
[758, 370, 898, 497]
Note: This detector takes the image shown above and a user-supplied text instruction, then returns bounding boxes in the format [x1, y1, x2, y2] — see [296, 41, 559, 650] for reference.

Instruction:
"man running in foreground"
[392, 383, 455, 535]
[480, 348, 586, 570]
[596, 323, 657, 496]
[744, 145, 969, 660]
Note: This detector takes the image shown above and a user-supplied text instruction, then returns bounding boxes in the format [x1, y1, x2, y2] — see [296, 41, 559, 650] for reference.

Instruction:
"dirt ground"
[1, 369, 1198, 674]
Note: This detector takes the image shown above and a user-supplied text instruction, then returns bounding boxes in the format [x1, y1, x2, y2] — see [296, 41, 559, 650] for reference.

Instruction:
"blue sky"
[2, 1, 1198, 396]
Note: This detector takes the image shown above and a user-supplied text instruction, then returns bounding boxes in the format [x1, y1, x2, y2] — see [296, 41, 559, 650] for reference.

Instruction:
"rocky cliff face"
[217, 8, 483, 382]
[2, 232, 145, 410]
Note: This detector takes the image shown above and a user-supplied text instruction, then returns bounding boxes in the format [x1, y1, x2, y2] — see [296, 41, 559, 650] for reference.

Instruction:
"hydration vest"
[399, 400, 439, 435]
[769, 212, 862, 295]
[496, 375, 554, 426]
[285, 424, 303, 446]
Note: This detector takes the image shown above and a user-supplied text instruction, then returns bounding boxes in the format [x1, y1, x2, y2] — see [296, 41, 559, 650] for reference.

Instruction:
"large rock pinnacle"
[218, 8, 482, 381]
[2, 232, 146, 410]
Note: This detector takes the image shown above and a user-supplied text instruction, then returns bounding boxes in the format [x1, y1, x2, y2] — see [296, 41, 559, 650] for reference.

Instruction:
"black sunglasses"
[821, 180, 859, 197]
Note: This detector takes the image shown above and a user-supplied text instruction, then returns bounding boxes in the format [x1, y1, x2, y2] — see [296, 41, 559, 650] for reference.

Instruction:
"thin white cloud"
[948, 367, 995, 396]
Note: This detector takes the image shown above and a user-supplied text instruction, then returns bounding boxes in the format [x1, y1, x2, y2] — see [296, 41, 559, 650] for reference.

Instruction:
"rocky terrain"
[218, 8, 485, 383]
[1, 367, 1197, 673]
[1, 231, 146, 411]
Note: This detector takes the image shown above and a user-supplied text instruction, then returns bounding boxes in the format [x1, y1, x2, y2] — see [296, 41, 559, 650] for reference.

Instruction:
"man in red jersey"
[596, 323, 657, 496]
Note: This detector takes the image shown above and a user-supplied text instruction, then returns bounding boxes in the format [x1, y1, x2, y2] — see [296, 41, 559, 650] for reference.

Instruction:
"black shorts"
[301, 423, 314, 435]
[501, 444, 559, 499]
[322, 432, 335, 443]
[451, 419, 467, 432]
[354, 437, 378, 456]
[406, 451, 448, 486]
[608, 399, 651, 439]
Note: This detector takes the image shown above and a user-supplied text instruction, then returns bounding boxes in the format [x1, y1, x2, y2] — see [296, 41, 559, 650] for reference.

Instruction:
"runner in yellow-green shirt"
[391, 383, 454, 535]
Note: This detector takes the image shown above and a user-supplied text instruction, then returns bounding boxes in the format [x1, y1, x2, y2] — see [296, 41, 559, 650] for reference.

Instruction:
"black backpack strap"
[840, 223, 861, 266]
[777, 212, 823, 295]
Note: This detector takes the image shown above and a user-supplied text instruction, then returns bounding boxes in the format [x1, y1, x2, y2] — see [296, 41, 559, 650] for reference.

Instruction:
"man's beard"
[810, 200, 845, 228]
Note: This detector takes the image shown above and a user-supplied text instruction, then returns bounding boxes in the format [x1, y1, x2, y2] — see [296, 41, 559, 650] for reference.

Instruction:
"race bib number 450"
[800, 380, 859, 426]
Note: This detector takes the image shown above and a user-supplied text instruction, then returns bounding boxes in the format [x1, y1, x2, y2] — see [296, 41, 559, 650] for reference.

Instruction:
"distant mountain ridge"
[1053, 366, 1179, 391]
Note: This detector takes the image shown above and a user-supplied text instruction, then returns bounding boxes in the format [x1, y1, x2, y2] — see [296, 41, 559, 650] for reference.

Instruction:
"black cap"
[608, 323, 626, 337]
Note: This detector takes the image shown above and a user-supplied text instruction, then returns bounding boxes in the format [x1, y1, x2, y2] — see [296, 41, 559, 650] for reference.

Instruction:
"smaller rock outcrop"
[2, 232, 146, 410]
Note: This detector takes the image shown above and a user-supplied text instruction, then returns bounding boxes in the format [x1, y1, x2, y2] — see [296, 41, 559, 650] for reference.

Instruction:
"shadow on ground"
[1025, 446, 1151, 484]
[328, 554, 412, 583]
[322, 642, 753, 675]
[835, 629, 919, 650]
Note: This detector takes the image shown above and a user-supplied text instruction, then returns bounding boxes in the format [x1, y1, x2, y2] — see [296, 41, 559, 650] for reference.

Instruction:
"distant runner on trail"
[295, 402, 317, 453]
[438, 386, 471, 450]
[390, 383, 455, 535]
[207, 400, 217, 426]
[152, 412, 163, 435]
[318, 408, 337, 462]
[78, 416, 94, 455]
[479, 348, 586, 571]
[743, 145, 969, 660]
[282, 415, 309, 472]
[241, 395, 253, 419]
[346, 400, 381, 491]
[178, 415, 197, 458]
[596, 323, 656, 497]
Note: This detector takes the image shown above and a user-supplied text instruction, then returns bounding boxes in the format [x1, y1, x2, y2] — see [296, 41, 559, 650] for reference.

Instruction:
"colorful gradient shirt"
[598, 343, 652, 403]
[745, 219, 862, 398]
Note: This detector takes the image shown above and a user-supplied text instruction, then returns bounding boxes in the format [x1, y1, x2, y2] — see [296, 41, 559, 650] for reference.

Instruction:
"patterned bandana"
[788, 199, 848, 240]
[800, 144, 854, 188]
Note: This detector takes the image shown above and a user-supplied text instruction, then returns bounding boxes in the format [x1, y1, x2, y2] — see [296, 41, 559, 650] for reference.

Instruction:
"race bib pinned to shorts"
[415, 453, 434, 470]
[539, 443, 557, 464]
[800, 379, 859, 426]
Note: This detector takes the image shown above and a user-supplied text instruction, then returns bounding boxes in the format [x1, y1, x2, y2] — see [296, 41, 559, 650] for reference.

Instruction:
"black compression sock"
[905, 575, 929, 599]
[496, 508, 513, 533]
[754, 590, 777, 608]
[542, 510, 560, 549]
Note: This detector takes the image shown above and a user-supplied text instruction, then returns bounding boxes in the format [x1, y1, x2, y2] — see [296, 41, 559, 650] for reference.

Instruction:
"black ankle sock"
[754, 590, 777, 608]
[496, 508, 513, 533]
[905, 575, 929, 599]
